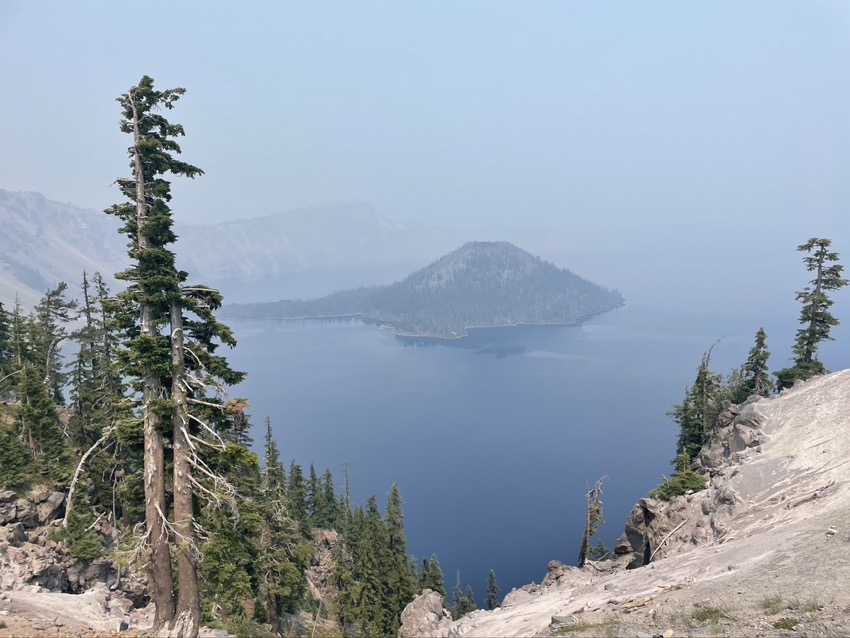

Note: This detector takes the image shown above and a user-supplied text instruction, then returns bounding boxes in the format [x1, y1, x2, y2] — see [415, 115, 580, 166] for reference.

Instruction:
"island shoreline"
[226, 304, 624, 343]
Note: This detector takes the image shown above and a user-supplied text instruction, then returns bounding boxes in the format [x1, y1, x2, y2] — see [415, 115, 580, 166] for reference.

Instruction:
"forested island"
[222, 241, 624, 337]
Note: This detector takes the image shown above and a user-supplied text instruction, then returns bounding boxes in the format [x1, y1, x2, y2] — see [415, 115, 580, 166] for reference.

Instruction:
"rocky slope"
[0, 487, 150, 636]
[401, 370, 850, 637]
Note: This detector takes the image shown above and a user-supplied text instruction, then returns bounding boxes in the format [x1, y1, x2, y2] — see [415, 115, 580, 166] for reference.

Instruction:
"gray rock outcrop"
[399, 589, 454, 638]
[0, 486, 146, 608]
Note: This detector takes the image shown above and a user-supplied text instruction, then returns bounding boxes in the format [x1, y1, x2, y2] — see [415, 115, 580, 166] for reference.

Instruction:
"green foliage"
[450, 572, 477, 619]
[255, 424, 308, 628]
[485, 569, 500, 610]
[32, 282, 78, 404]
[198, 445, 264, 622]
[776, 238, 848, 387]
[53, 490, 103, 560]
[773, 618, 799, 630]
[417, 554, 446, 598]
[670, 345, 726, 461]
[288, 462, 310, 533]
[0, 301, 13, 396]
[650, 454, 708, 501]
[730, 327, 773, 403]
[589, 540, 612, 561]
[16, 364, 70, 486]
[383, 484, 417, 635]
[0, 422, 32, 488]
[334, 487, 422, 637]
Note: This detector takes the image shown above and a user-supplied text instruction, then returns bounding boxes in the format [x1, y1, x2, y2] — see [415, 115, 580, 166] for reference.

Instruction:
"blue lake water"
[225, 297, 850, 602]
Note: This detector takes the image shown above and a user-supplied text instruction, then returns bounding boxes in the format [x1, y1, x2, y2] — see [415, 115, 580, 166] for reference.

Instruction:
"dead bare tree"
[577, 476, 607, 568]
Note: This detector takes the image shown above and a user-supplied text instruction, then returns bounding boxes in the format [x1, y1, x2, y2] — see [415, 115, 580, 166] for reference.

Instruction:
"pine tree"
[335, 503, 386, 637]
[54, 486, 104, 560]
[255, 419, 306, 629]
[0, 301, 13, 393]
[418, 554, 446, 598]
[776, 238, 848, 388]
[106, 75, 243, 637]
[32, 282, 78, 403]
[731, 327, 773, 403]
[69, 272, 125, 447]
[670, 343, 724, 460]
[316, 468, 341, 529]
[197, 443, 263, 624]
[0, 420, 31, 488]
[485, 569, 500, 610]
[308, 463, 320, 521]
[463, 585, 477, 615]
[384, 484, 417, 635]
[451, 572, 477, 619]
[16, 364, 69, 485]
[288, 461, 309, 532]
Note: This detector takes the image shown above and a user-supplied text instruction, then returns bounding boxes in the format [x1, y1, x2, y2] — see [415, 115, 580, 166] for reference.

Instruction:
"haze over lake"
[225, 283, 850, 600]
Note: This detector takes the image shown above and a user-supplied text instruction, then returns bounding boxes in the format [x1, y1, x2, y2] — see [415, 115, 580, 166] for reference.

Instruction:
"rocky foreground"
[401, 370, 850, 637]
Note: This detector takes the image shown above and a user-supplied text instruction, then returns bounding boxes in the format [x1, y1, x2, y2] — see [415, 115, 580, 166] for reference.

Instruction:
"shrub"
[650, 454, 708, 501]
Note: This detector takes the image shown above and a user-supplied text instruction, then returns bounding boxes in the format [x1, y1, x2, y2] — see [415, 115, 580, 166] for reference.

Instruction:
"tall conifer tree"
[106, 75, 243, 637]
[485, 570, 500, 610]
[384, 484, 417, 634]
[776, 238, 848, 387]
[732, 327, 773, 402]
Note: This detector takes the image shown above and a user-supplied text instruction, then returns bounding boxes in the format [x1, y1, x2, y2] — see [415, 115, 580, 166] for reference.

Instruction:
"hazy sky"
[2, 1, 849, 237]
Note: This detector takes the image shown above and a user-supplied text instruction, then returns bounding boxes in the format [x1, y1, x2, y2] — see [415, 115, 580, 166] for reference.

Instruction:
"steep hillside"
[0, 190, 125, 306]
[174, 201, 462, 280]
[402, 371, 850, 637]
[222, 241, 624, 336]
[0, 189, 464, 307]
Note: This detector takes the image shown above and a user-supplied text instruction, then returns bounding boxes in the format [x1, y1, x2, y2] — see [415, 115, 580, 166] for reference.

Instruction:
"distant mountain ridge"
[0, 190, 126, 306]
[0, 189, 464, 307]
[222, 241, 624, 336]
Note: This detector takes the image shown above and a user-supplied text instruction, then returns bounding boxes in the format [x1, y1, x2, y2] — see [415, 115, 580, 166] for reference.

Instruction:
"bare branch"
[63, 426, 116, 528]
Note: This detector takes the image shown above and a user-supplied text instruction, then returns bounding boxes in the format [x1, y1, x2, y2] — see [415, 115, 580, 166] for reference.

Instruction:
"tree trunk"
[804, 248, 826, 363]
[131, 92, 175, 631]
[170, 302, 200, 638]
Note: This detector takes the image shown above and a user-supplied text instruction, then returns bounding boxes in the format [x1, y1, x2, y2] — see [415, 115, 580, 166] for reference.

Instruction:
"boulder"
[35, 492, 65, 525]
[399, 589, 453, 638]
[66, 557, 116, 593]
[0, 522, 27, 545]
[14, 498, 39, 528]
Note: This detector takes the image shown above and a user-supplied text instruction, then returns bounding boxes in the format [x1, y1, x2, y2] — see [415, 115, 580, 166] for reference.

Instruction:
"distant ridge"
[0, 189, 463, 307]
[222, 241, 624, 337]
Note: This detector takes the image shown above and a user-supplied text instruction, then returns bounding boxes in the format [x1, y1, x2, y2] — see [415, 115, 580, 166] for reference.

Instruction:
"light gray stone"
[399, 589, 454, 638]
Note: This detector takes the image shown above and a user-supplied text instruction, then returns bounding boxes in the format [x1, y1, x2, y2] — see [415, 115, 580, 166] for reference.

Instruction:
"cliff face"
[402, 371, 850, 637]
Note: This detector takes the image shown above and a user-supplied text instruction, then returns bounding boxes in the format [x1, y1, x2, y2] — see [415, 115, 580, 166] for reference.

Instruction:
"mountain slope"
[223, 241, 624, 336]
[0, 190, 125, 306]
[401, 371, 850, 637]
[174, 201, 462, 280]
[0, 189, 463, 307]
